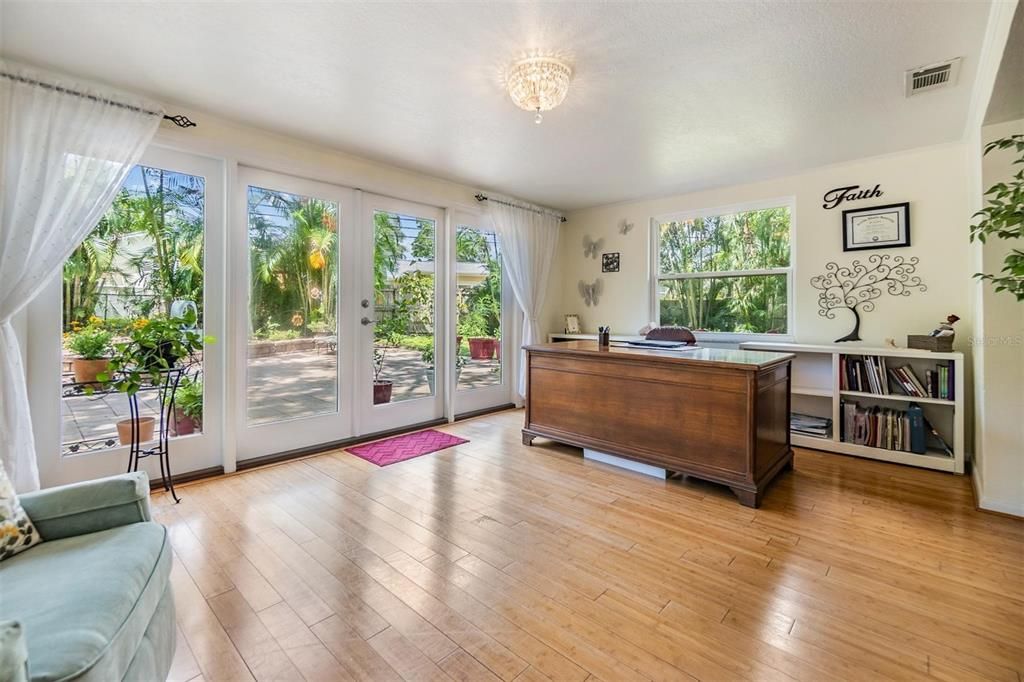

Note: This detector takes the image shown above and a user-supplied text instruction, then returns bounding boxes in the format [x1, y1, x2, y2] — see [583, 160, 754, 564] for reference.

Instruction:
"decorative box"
[907, 334, 953, 352]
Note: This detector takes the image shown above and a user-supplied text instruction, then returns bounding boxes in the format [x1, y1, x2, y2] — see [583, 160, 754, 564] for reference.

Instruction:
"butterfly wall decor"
[619, 220, 634, 235]
[582, 235, 604, 259]
[578, 278, 603, 307]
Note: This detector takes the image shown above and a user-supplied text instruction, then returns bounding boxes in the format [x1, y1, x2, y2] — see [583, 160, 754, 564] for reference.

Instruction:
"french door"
[450, 211, 512, 415]
[358, 195, 445, 434]
[233, 168, 357, 460]
[27, 145, 226, 487]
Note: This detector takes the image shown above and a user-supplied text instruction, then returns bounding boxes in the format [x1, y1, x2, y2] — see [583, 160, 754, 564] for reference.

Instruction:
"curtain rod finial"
[163, 114, 196, 128]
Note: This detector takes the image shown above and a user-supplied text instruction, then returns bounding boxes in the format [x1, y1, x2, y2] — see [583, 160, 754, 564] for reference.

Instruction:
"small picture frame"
[601, 252, 620, 273]
[564, 314, 581, 334]
[842, 202, 910, 251]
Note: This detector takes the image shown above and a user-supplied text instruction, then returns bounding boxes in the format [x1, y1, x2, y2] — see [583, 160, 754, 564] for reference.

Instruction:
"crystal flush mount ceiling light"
[505, 56, 573, 124]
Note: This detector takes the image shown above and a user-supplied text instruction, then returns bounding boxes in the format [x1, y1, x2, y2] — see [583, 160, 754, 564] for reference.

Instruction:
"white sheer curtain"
[0, 60, 162, 491]
[487, 198, 561, 401]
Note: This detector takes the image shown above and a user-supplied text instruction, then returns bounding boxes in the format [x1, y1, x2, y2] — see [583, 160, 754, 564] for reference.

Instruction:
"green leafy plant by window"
[100, 309, 213, 395]
[66, 325, 113, 359]
[971, 134, 1024, 301]
[174, 377, 204, 422]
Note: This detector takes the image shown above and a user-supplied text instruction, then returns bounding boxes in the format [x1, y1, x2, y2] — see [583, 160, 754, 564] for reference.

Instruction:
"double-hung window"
[652, 199, 793, 338]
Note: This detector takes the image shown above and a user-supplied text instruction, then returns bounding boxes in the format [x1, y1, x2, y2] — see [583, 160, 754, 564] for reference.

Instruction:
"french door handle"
[361, 317, 376, 326]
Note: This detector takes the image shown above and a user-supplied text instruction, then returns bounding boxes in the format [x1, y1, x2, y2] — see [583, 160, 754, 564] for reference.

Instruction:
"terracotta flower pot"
[171, 408, 195, 436]
[72, 357, 109, 384]
[468, 338, 494, 360]
[117, 417, 155, 445]
[373, 381, 393, 405]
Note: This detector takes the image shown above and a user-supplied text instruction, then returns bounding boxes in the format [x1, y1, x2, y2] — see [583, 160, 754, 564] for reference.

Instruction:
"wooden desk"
[522, 341, 795, 507]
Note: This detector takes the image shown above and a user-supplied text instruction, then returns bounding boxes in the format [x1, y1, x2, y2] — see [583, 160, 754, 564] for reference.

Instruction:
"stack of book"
[840, 355, 955, 400]
[791, 413, 832, 438]
[841, 355, 891, 394]
[839, 401, 953, 455]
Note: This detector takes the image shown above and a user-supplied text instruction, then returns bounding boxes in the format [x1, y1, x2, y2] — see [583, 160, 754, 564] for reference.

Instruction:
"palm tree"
[247, 190, 339, 337]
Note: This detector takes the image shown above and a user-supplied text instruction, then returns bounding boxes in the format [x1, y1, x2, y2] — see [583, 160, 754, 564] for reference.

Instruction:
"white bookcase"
[739, 342, 965, 474]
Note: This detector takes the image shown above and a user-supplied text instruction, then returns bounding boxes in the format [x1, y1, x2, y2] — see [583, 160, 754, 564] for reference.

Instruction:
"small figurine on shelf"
[907, 313, 959, 352]
[930, 314, 960, 338]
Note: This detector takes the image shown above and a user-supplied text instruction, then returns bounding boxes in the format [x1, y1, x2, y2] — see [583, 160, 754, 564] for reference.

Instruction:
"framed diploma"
[842, 202, 910, 251]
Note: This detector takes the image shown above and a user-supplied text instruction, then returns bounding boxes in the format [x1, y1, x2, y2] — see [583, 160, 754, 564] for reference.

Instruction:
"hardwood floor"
[155, 409, 1024, 682]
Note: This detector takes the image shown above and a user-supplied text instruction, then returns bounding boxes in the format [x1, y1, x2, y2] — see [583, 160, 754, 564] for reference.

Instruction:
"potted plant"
[971, 133, 1024, 300]
[100, 309, 211, 396]
[455, 353, 468, 385]
[116, 416, 155, 445]
[170, 376, 203, 436]
[460, 313, 493, 360]
[422, 346, 435, 394]
[372, 312, 407, 404]
[422, 348, 468, 394]
[66, 320, 113, 384]
[100, 310, 212, 443]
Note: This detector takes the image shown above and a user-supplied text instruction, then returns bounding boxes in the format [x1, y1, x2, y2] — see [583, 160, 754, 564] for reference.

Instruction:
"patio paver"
[62, 346, 501, 452]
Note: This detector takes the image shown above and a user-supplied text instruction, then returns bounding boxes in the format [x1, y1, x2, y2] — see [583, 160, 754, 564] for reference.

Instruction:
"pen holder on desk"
[598, 328, 610, 348]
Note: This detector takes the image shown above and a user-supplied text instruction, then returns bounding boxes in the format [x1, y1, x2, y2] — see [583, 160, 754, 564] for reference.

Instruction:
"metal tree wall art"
[809, 254, 927, 342]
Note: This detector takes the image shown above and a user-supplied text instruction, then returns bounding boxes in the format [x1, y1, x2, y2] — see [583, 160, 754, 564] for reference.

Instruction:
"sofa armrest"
[18, 472, 152, 541]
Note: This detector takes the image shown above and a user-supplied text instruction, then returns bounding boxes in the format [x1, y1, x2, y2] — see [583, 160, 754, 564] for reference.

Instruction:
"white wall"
[551, 143, 975, 351]
[973, 117, 1024, 517]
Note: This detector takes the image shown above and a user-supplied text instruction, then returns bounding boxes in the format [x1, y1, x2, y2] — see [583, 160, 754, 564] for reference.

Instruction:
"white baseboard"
[972, 467, 1024, 517]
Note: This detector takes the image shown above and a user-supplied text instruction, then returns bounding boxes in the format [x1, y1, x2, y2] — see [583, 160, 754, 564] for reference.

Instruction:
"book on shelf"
[839, 400, 938, 455]
[840, 354, 955, 400]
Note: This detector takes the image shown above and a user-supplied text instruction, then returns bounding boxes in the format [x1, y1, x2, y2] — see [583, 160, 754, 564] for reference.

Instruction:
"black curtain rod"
[0, 71, 196, 128]
[475, 193, 567, 223]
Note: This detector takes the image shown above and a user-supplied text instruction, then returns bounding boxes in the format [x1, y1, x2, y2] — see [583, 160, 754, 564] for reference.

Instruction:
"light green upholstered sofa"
[0, 472, 175, 681]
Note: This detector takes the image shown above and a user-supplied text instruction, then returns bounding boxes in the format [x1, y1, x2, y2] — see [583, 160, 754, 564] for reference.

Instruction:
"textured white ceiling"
[0, 1, 994, 210]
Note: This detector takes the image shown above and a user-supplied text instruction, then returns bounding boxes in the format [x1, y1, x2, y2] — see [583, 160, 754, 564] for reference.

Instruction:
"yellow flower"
[291, 313, 304, 327]
[88, 315, 103, 326]
[132, 318, 150, 330]
[308, 251, 325, 271]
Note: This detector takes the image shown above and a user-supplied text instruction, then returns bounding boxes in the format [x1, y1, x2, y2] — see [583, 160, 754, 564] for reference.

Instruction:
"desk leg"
[730, 487, 760, 508]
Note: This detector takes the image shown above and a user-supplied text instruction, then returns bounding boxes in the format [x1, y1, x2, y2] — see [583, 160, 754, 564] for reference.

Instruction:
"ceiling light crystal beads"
[505, 56, 573, 124]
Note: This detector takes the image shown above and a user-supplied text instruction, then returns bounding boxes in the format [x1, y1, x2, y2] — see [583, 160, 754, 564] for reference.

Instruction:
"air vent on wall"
[905, 58, 961, 96]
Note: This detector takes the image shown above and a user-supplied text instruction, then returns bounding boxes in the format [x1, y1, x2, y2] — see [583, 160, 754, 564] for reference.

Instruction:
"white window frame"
[26, 145, 227, 487]
[649, 197, 795, 343]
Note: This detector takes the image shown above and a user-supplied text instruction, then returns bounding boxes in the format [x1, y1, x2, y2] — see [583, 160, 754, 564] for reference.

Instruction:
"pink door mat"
[345, 429, 469, 466]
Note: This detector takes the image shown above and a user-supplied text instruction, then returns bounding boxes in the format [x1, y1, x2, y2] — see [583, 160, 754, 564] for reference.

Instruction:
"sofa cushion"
[0, 522, 170, 682]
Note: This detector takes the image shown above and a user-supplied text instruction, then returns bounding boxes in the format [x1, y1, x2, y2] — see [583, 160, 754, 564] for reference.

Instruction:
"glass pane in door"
[372, 211, 435, 404]
[455, 226, 502, 390]
[61, 165, 206, 455]
[246, 186, 339, 424]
